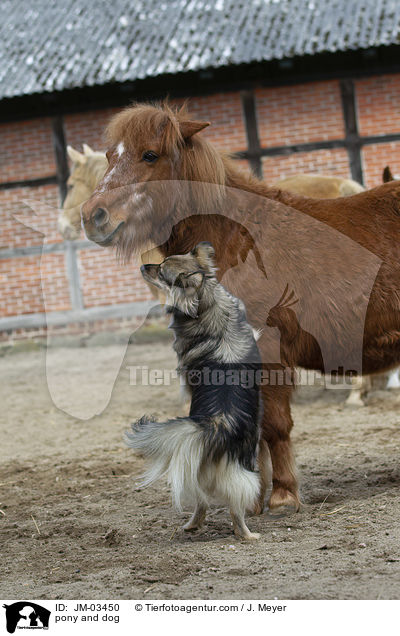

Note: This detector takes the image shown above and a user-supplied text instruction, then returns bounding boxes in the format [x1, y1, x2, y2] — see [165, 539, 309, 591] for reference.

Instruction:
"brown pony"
[82, 102, 400, 514]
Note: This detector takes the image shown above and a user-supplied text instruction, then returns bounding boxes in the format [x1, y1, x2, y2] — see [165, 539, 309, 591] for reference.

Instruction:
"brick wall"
[355, 74, 400, 137]
[1, 72, 400, 342]
[263, 148, 351, 183]
[362, 142, 400, 188]
[255, 80, 345, 147]
[0, 118, 56, 184]
[64, 108, 120, 153]
[78, 247, 153, 308]
[0, 184, 62, 249]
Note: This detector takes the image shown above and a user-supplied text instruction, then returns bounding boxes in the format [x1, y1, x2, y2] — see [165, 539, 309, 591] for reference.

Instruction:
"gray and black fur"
[125, 242, 262, 540]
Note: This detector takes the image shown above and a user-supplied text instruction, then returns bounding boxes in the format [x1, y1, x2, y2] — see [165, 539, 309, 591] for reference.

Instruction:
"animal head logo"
[266, 284, 299, 328]
[3, 602, 50, 633]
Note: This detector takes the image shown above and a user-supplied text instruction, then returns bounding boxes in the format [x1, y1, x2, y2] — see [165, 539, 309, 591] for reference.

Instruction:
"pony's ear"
[179, 120, 210, 140]
[67, 145, 87, 164]
[383, 166, 394, 183]
[83, 143, 95, 156]
[191, 242, 215, 272]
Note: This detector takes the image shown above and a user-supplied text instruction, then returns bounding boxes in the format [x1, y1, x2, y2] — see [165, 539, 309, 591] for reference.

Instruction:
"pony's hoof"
[243, 532, 260, 541]
[268, 489, 300, 514]
[344, 396, 365, 407]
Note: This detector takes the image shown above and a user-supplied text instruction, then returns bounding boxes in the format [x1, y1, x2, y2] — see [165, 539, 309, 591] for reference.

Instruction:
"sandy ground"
[1, 335, 399, 600]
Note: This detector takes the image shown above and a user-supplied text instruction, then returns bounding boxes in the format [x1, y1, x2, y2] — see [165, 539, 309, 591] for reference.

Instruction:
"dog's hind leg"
[183, 503, 207, 532]
[221, 462, 260, 539]
[253, 438, 271, 515]
[230, 508, 260, 541]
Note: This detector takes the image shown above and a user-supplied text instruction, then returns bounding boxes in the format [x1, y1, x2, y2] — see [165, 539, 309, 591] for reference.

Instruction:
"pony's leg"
[183, 503, 207, 531]
[260, 384, 300, 512]
[386, 367, 400, 389]
[230, 508, 260, 541]
[253, 438, 271, 515]
[344, 375, 365, 407]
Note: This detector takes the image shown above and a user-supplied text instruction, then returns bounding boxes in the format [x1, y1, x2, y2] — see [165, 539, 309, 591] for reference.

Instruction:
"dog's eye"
[158, 269, 170, 284]
[142, 151, 159, 163]
[173, 274, 185, 288]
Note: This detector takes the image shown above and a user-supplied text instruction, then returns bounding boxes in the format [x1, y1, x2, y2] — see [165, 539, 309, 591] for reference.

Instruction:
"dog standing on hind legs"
[125, 242, 262, 540]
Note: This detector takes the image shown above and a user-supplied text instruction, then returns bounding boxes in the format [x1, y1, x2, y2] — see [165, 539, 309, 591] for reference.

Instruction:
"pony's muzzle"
[93, 207, 109, 229]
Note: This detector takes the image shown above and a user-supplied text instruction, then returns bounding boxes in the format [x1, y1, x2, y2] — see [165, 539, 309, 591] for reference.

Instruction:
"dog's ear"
[191, 242, 215, 273]
[175, 271, 203, 292]
[183, 271, 204, 289]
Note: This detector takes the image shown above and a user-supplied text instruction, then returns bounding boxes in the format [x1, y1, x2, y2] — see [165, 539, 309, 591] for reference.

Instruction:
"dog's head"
[140, 242, 216, 317]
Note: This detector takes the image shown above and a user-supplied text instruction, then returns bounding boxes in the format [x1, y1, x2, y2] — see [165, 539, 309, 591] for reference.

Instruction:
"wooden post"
[51, 115, 84, 311]
[241, 90, 263, 178]
[51, 116, 69, 204]
[340, 79, 364, 186]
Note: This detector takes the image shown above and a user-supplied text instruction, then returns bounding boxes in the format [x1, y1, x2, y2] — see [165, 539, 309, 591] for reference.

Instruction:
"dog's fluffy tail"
[125, 416, 259, 512]
[125, 416, 206, 509]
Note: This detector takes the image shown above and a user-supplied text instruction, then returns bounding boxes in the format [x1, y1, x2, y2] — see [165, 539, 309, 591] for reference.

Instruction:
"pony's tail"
[124, 416, 206, 510]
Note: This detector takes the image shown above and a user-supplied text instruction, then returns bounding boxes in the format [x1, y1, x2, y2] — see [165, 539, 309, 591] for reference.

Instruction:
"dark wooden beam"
[0, 300, 158, 332]
[340, 79, 364, 185]
[51, 116, 69, 204]
[241, 90, 262, 178]
[260, 139, 347, 157]
[50, 115, 85, 311]
[0, 239, 96, 260]
[234, 130, 400, 162]
[0, 175, 58, 191]
[361, 132, 400, 145]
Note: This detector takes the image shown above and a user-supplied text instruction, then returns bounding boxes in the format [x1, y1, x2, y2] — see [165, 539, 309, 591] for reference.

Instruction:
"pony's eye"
[142, 151, 159, 163]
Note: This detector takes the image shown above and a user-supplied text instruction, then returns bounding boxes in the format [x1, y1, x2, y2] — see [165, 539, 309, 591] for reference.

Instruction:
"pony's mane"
[106, 101, 253, 206]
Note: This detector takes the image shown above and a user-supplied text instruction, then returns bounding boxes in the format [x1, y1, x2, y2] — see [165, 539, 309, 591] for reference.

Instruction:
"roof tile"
[1, 0, 400, 100]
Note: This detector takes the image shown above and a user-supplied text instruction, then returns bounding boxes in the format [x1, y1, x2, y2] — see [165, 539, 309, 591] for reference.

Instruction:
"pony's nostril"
[93, 207, 109, 228]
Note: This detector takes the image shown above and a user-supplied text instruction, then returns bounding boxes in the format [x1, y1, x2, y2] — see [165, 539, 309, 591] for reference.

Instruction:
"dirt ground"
[1, 333, 399, 600]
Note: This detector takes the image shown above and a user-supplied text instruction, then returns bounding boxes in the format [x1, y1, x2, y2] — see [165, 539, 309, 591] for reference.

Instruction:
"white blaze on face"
[96, 166, 116, 194]
[117, 142, 125, 157]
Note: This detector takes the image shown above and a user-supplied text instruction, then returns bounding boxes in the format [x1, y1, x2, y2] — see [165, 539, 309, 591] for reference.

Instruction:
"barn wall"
[1, 72, 400, 341]
[255, 80, 345, 147]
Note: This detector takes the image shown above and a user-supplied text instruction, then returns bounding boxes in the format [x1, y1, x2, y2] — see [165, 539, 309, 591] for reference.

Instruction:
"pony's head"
[81, 102, 227, 259]
[58, 144, 107, 240]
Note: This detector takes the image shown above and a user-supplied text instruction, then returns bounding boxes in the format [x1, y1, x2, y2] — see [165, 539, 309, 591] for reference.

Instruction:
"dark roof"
[1, 0, 400, 100]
